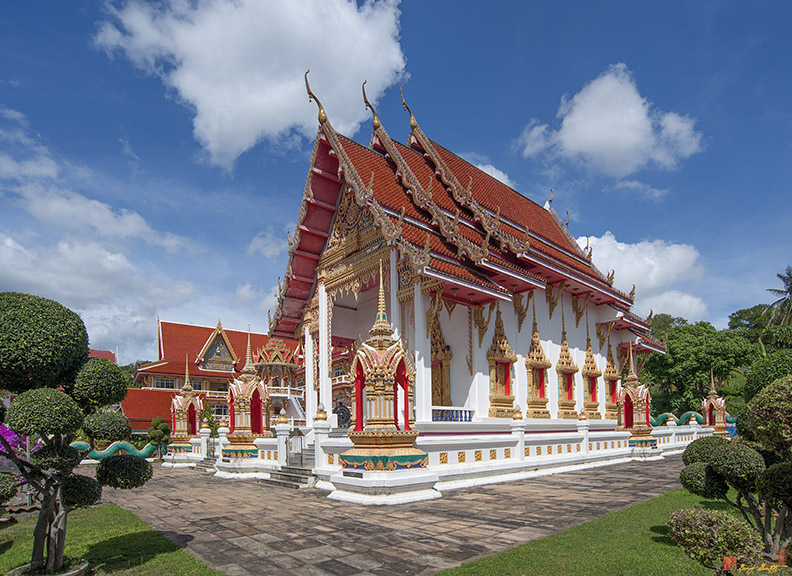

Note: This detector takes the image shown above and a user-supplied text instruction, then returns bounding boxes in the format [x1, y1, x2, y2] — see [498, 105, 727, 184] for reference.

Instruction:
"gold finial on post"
[400, 84, 417, 131]
[304, 70, 327, 125]
[183, 354, 193, 392]
[362, 81, 380, 130]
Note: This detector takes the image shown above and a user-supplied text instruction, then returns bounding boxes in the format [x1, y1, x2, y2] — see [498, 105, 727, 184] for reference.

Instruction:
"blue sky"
[0, 1, 789, 364]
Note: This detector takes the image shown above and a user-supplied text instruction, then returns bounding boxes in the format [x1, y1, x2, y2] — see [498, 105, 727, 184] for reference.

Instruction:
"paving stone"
[99, 454, 685, 576]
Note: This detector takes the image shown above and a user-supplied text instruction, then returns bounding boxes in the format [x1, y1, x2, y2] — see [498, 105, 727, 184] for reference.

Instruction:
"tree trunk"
[46, 487, 69, 573]
[31, 489, 55, 571]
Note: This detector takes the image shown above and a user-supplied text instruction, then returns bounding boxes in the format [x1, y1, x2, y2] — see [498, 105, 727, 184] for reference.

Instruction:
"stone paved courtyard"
[101, 455, 685, 576]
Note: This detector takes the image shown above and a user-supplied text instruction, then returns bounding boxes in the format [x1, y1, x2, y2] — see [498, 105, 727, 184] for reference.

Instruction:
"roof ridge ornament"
[400, 84, 417, 131]
[304, 70, 327, 126]
[362, 81, 380, 130]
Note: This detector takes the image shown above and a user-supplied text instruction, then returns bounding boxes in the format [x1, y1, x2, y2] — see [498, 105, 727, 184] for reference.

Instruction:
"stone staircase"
[258, 465, 316, 489]
[194, 456, 217, 473]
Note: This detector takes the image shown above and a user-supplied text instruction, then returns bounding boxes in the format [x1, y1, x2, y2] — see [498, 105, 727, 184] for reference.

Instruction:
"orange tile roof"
[121, 388, 176, 431]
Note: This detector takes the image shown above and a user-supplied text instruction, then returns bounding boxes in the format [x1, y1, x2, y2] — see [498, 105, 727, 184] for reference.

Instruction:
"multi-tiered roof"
[270, 74, 661, 355]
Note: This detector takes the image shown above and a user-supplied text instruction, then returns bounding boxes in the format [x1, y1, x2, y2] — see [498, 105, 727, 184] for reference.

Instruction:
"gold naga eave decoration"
[546, 283, 562, 320]
[368, 83, 490, 265]
[513, 291, 533, 333]
[401, 86, 528, 257]
[473, 302, 496, 347]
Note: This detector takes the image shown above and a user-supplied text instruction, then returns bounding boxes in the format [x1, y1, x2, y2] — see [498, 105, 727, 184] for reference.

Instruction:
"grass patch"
[0, 505, 223, 575]
[435, 489, 739, 576]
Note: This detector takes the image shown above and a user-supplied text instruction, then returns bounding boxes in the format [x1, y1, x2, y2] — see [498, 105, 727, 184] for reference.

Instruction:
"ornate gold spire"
[304, 70, 327, 125]
[623, 344, 639, 386]
[182, 354, 193, 392]
[400, 84, 417, 131]
[362, 81, 380, 130]
[242, 325, 256, 376]
[367, 260, 395, 350]
[603, 337, 619, 382]
[556, 298, 578, 373]
[487, 304, 516, 362]
[582, 309, 601, 378]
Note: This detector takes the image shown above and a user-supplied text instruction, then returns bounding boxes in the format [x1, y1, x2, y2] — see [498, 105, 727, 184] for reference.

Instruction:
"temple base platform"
[328, 468, 441, 505]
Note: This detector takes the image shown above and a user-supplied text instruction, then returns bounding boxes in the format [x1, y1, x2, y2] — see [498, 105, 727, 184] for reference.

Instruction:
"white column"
[413, 282, 432, 423]
[318, 283, 333, 420]
[390, 248, 400, 337]
[275, 421, 290, 467]
[304, 325, 316, 426]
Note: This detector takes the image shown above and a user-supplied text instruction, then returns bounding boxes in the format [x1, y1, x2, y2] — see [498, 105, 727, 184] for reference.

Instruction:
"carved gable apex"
[197, 320, 239, 370]
[581, 338, 602, 378]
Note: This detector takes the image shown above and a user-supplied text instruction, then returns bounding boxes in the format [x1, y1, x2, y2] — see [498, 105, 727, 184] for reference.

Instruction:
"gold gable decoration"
[525, 298, 551, 418]
[197, 319, 238, 372]
[580, 311, 602, 419]
[556, 300, 579, 419]
[603, 339, 619, 419]
[487, 304, 517, 418]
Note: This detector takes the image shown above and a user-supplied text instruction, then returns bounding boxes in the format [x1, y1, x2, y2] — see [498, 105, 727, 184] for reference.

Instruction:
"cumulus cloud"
[473, 163, 515, 188]
[95, 0, 406, 169]
[247, 227, 289, 259]
[518, 63, 702, 178]
[578, 231, 707, 319]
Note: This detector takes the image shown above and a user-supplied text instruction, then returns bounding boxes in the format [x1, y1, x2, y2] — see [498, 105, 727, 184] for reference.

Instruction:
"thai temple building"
[163, 76, 717, 502]
[127, 320, 302, 432]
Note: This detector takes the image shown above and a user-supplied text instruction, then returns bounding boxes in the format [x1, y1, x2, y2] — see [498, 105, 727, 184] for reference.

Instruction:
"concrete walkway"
[102, 455, 685, 576]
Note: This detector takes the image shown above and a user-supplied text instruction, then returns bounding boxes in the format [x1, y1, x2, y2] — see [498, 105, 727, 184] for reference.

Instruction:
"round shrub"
[96, 454, 152, 489]
[668, 508, 762, 571]
[61, 473, 102, 508]
[72, 358, 128, 413]
[31, 445, 81, 471]
[757, 462, 792, 509]
[83, 411, 131, 443]
[745, 350, 792, 400]
[680, 461, 728, 500]
[6, 388, 83, 437]
[734, 403, 755, 442]
[709, 441, 766, 491]
[0, 292, 89, 394]
[0, 472, 19, 504]
[749, 375, 792, 456]
[682, 435, 729, 466]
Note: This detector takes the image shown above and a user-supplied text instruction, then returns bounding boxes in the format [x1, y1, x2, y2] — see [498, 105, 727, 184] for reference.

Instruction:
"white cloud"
[518, 63, 702, 178]
[473, 163, 515, 188]
[96, 0, 406, 169]
[247, 227, 288, 259]
[605, 180, 669, 202]
[578, 231, 707, 319]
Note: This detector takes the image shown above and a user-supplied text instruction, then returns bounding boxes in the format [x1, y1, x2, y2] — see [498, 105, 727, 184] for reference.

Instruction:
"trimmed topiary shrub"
[682, 435, 729, 466]
[96, 454, 152, 489]
[147, 416, 171, 458]
[668, 508, 762, 572]
[735, 403, 755, 441]
[0, 292, 88, 394]
[745, 350, 792, 400]
[749, 375, 792, 457]
[0, 293, 153, 573]
[61, 474, 102, 509]
[71, 357, 128, 414]
[0, 472, 19, 504]
[756, 462, 792, 509]
[6, 388, 83, 437]
[31, 445, 81, 471]
[680, 461, 728, 500]
[83, 411, 132, 443]
[708, 441, 766, 491]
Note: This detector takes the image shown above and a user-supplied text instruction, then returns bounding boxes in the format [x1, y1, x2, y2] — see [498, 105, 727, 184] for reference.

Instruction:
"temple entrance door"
[708, 404, 714, 426]
[624, 395, 634, 428]
[395, 359, 411, 431]
[187, 404, 197, 435]
[353, 363, 365, 431]
[251, 389, 263, 434]
[229, 389, 235, 433]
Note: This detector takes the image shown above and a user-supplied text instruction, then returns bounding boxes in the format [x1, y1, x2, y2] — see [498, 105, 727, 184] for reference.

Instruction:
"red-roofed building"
[89, 349, 117, 363]
[124, 319, 303, 432]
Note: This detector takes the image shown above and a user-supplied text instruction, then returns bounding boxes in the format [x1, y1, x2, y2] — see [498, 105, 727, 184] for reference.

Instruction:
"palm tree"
[767, 265, 792, 326]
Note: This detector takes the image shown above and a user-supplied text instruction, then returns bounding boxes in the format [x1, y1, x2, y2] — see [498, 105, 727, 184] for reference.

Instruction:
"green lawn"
[435, 489, 747, 576]
[0, 505, 223, 575]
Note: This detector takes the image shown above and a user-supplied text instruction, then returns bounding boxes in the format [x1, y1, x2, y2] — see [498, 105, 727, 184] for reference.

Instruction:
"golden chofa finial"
[362, 81, 380, 130]
[549, 188, 554, 204]
[400, 84, 417, 131]
[304, 70, 327, 126]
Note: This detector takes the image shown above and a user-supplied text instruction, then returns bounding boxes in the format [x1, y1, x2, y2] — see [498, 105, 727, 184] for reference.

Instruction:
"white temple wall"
[437, 303, 470, 408]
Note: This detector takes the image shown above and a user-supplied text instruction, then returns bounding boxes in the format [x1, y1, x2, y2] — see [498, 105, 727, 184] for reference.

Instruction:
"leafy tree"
[642, 321, 757, 413]
[202, 403, 219, 438]
[147, 416, 171, 458]
[728, 305, 770, 344]
[0, 292, 153, 573]
[744, 349, 792, 401]
[675, 375, 792, 563]
[650, 313, 688, 343]
[767, 265, 792, 326]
